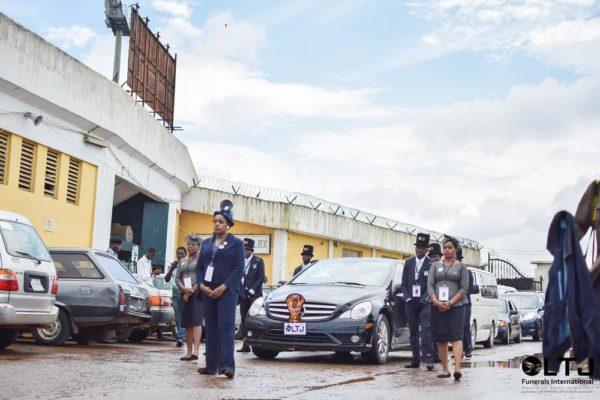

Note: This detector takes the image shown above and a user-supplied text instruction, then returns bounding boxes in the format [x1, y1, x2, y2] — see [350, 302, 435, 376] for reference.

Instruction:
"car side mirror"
[278, 280, 287, 287]
[471, 284, 480, 295]
[509, 310, 519, 316]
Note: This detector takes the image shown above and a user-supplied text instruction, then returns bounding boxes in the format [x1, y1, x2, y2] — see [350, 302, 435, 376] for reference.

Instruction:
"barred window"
[18, 140, 36, 191]
[0, 131, 8, 185]
[44, 149, 59, 198]
[66, 157, 81, 204]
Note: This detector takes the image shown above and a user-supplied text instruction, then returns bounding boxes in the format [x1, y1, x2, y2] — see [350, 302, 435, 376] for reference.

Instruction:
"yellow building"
[0, 130, 97, 247]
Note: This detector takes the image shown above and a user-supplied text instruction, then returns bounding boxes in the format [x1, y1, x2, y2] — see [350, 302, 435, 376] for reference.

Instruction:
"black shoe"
[404, 362, 420, 368]
[198, 368, 216, 375]
[426, 363, 434, 371]
[191, 354, 198, 360]
[237, 345, 251, 353]
[180, 356, 194, 361]
[437, 373, 451, 378]
[454, 371, 462, 381]
[465, 352, 472, 358]
[176, 340, 183, 348]
[219, 369, 235, 379]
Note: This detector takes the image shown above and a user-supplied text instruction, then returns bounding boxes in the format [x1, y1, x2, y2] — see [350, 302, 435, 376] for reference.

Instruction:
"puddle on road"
[462, 353, 542, 369]
[306, 376, 375, 392]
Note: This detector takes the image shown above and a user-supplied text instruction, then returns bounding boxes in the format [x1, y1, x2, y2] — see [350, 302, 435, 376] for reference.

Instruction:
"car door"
[391, 262, 409, 346]
[508, 300, 519, 332]
[51, 251, 116, 321]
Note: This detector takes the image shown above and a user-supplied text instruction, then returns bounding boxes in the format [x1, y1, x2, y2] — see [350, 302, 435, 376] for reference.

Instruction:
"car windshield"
[503, 295, 538, 309]
[0, 220, 52, 262]
[94, 253, 138, 284]
[499, 300, 508, 313]
[291, 258, 396, 287]
[153, 276, 173, 290]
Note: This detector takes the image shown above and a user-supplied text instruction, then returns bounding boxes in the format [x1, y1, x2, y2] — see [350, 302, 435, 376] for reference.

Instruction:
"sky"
[2, 0, 600, 272]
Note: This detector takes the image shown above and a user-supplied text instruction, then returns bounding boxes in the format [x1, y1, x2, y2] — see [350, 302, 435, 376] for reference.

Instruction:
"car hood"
[266, 284, 385, 306]
[518, 307, 538, 315]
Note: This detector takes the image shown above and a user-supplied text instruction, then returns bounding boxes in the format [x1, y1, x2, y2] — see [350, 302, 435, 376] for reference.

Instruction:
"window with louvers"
[0, 131, 8, 185]
[66, 157, 81, 204]
[44, 149, 59, 198]
[18, 140, 36, 191]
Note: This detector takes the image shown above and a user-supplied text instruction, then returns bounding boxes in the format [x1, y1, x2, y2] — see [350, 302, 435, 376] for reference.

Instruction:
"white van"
[468, 268, 499, 349]
[0, 211, 58, 349]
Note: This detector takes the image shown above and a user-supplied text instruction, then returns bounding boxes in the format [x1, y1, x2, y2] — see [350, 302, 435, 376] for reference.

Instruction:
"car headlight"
[248, 297, 266, 316]
[339, 301, 372, 320]
[523, 312, 536, 321]
[498, 320, 506, 327]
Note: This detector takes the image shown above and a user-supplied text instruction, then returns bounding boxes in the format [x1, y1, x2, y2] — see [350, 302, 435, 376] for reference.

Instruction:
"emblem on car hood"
[286, 293, 305, 323]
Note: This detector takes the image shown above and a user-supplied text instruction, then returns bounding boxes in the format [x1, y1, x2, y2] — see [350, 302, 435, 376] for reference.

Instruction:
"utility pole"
[104, 0, 130, 83]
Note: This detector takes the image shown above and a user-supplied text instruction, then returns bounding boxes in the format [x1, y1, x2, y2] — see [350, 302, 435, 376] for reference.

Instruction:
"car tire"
[32, 308, 71, 346]
[532, 321, 543, 342]
[361, 314, 390, 365]
[128, 329, 150, 343]
[501, 328, 510, 345]
[514, 326, 522, 343]
[483, 323, 495, 349]
[0, 330, 18, 349]
[251, 347, 279, 359]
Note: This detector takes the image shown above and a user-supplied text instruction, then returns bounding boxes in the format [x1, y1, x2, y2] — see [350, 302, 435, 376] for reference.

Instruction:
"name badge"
[205, 265, 214, 282]
[183, 276, 192, 289]
[412, 285, 421, 298]
[438, 286, 449, 302]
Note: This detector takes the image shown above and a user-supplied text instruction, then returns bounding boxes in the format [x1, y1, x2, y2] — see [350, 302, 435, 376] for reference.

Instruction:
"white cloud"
[151, 0, 193, 18]
[46, 25, 96, 49]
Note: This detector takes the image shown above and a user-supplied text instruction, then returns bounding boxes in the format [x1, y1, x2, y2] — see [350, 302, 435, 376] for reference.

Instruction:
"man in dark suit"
[292, 245, 316, 277]
[237, 238, 265, 352]
[401, 233, 435, 370]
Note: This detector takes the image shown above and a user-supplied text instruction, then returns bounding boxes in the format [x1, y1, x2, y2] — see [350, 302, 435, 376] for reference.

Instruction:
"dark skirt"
[431, 305, 464, 343]
[181, 294, 203, 328]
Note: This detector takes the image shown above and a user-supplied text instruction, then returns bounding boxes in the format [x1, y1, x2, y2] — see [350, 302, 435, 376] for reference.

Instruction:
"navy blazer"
[196, 233, 244, 293]
[400, 256, 432, 305]
[239, 255, 265, 300]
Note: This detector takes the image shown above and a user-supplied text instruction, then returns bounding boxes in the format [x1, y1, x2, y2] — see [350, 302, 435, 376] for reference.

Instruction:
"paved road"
[1, 336, 597, 400]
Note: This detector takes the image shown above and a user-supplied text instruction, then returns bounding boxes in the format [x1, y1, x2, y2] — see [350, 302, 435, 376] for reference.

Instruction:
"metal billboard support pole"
[113, 29, 123, 83]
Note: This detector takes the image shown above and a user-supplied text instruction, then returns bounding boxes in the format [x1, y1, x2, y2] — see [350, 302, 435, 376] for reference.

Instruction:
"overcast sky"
[3, 0, 599, 271]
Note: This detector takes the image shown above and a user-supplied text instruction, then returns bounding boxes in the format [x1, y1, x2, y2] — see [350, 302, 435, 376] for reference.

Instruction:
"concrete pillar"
[372, 248, 377, 257]
[329, 240, 334, 258]
[165, 202, 180, 262]
[273, 229, 288, 283]
[91, 167, 115, 250]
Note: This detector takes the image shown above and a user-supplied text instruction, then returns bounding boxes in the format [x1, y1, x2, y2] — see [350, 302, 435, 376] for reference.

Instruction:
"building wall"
[333, 241, 373, 258]
[285, 231, 329, 279]
[0, 130, 97, 247]
[177, 211, 276, 283]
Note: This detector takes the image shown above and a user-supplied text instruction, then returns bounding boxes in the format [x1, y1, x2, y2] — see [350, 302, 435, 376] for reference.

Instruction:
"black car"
[244, 257, 409, 364]
[32, 249, 151, 345]
[495, 298, 522, 345]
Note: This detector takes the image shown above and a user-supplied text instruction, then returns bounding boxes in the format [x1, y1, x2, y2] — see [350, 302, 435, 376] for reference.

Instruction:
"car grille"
[262, 329, 338, 345]
[267, 301, 337, 321]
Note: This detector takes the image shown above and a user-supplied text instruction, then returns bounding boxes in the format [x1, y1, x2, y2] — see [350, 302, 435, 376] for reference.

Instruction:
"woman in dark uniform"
[197, 201, 244, 379]
[427, 236, 469, 381]
[176, 235, 203, 361]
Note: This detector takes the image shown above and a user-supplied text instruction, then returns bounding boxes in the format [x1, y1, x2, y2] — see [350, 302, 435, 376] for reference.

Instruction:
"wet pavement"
[1, 337, 598, 400]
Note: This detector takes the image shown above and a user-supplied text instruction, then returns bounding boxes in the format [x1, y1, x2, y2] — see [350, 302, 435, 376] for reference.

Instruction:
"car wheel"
[251, 347, 279, 359]
[361, 314, 390, 365]
[0, 330, 18, 349]
[483, 323, 495, 349]
[514, 326, 522, 343]
[501, 327, 510, 345]
[470, 321, 477, 346]
[32, 309, 71, 346]
[128, 329, 150, 343]
[532, 321, 542, 341]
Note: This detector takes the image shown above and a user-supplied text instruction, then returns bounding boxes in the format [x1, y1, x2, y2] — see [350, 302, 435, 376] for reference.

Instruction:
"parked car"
[500, 291, 544, 341]
[245, 257, 409, 364]
[0, 211, 59, 349]
[468, 268, 499, 349]
[495, 298, 522, 345]
[126, 275, 175, 342]
[31, 248, 150, 345]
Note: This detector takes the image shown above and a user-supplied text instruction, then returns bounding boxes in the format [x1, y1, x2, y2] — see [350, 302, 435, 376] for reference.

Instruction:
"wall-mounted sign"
[43, 218, 56, 232]
[194, 234, 271, 255]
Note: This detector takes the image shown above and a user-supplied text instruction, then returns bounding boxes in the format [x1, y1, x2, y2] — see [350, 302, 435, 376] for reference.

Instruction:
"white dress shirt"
[137, 255, 153, 286]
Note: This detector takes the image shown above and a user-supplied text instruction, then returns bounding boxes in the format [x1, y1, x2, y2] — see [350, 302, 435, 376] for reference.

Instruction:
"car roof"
[0, 210, 32, 225]
[500, 292, 538, 296]
[49, 248, 106, 253]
